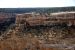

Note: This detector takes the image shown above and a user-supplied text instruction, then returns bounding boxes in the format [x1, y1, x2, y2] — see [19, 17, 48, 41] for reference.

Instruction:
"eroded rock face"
[16, 12, 75, 27]
[15, 12, 75, 39]
[15, 12, 75, 41]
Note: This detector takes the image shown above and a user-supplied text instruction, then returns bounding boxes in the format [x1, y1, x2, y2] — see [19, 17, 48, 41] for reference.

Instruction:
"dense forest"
[0, 6, 75, 13]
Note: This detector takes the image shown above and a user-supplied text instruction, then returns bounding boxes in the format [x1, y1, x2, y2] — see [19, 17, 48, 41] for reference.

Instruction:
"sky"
[0, 0, 75, 8]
